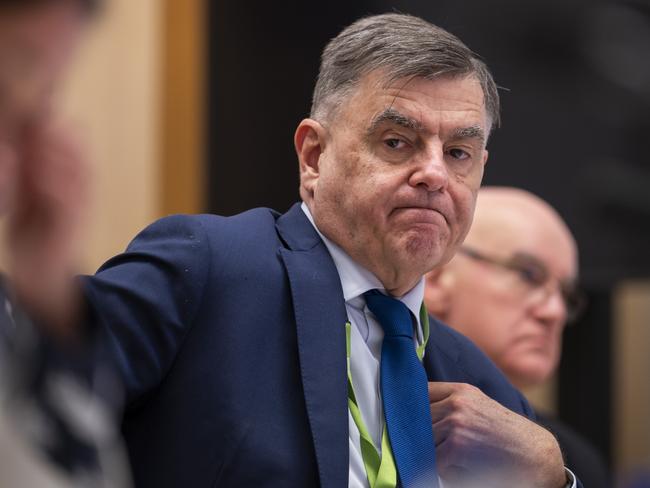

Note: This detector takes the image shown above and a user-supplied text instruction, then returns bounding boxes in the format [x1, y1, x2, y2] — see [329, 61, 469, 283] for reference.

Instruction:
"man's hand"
[429, 382, 567, 488]
[4, 116, 90, 340]
[0, 141, 18, 214]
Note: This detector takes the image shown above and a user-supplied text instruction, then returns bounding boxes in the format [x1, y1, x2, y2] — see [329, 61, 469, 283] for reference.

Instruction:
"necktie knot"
[363, 289, 414, 339]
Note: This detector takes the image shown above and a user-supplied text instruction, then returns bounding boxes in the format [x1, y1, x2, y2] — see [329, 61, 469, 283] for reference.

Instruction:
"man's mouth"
[391, 206, 447, 225]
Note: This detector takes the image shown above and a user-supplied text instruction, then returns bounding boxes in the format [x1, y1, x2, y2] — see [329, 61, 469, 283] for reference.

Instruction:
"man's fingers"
[22, 119, 90, 197]
[431, 416, 451, 446]
[6, 115, 91, 340]
[428, 381, 482, 402]
[14, 119, 91, 239]
[435, 437, 470, 480]
[429, 382, 484, 427]
[428, 381, 457, 402]
[0, 141, 18, 214]
[429, 394, 455, 426]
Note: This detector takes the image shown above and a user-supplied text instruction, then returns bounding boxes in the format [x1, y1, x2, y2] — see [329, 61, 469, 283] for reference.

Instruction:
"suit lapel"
[422, 315, 462, 382]
[277, 204, 349, 488]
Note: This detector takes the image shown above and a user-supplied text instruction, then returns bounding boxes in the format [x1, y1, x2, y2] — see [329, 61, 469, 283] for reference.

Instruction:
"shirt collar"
[300, 202, 425, 320]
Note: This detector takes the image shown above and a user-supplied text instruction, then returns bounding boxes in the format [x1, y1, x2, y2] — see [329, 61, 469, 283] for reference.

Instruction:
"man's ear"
[424, 267, 454, 321]
[294, 118, 327, 200]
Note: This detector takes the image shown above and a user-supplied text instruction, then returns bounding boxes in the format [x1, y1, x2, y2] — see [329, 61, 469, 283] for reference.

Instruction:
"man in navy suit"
[4, 12, 579, 488]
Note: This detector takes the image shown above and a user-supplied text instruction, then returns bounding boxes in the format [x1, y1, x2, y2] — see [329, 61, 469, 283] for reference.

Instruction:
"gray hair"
[311, 13, 500, 131]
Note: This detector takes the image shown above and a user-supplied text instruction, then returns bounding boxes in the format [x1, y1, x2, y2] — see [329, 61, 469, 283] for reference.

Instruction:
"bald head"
[425, 187, 578, 388]
[466, 187, 576, 262]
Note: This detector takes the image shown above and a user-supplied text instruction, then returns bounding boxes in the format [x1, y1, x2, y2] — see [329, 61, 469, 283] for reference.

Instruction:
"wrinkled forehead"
[335, 71, 490, 135]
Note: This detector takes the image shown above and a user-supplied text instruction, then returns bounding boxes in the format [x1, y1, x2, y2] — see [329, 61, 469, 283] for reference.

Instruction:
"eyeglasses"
[458, 246, 586, 323]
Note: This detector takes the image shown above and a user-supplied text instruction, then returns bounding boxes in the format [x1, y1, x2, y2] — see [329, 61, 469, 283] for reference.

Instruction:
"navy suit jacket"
[82, 203, 536, 487]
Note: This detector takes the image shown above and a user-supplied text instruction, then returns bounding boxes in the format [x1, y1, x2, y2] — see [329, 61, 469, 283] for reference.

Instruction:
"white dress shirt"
[300, 203, 576, 488]
[301, 203, 433, 487]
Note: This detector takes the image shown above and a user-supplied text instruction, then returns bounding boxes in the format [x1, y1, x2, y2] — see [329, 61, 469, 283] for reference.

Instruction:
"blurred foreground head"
[0, 0, 98, 139]
[425, 187, 581, 388]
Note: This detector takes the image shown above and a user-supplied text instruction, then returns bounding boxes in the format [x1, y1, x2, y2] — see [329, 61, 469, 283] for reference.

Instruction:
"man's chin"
[394, 233, 447, 272]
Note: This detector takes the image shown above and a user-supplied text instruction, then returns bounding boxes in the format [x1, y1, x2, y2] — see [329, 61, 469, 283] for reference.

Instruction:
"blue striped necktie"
[364, 289, 439, 488]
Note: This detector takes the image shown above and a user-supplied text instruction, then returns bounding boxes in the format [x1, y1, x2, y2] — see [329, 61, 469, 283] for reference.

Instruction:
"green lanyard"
[346, 304, 431, 488]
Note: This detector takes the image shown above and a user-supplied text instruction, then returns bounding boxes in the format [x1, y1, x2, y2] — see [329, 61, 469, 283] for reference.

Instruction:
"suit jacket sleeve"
[81, 214, 213, 405]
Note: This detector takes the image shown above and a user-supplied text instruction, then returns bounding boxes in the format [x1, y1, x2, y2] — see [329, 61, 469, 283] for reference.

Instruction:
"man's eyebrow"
[451, 125, 486, 144]
[366, 108, 424, 136]
[512, 252, 546, 268]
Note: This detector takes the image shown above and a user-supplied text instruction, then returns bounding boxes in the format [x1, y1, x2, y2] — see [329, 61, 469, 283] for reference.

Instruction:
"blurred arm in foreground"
[0, 1, 129, 485]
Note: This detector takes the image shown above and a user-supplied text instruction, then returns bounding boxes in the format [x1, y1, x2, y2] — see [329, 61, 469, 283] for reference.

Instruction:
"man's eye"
[384, 138, 406, 149]
[448, 148, 470, 160]
[516, 266, 546, 287]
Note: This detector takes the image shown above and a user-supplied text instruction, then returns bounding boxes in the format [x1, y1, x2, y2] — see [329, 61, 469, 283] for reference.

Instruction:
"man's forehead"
[467, 202, 578, 278]
[351, 73, 489, 132]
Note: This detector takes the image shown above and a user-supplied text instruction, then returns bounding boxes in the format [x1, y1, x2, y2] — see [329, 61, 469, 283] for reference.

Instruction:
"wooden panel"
[54, 0, 162, 272]
[160, 0, 205, 215]
[614, 281, 650, 474]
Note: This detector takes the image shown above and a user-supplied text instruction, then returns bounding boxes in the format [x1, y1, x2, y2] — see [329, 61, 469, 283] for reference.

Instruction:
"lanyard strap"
[346, 303, 431, 488]
[416, 303, 430, 361]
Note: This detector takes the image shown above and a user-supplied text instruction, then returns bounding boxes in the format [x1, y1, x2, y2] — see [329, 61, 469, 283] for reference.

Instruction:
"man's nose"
[529, 283, 568, 327]
[408, 148, 449, 192]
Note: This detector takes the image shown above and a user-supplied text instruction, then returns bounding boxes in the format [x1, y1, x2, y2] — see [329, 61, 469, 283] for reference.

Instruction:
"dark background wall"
[208, 0, 650, 470]
[207, 2, 374, 217]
